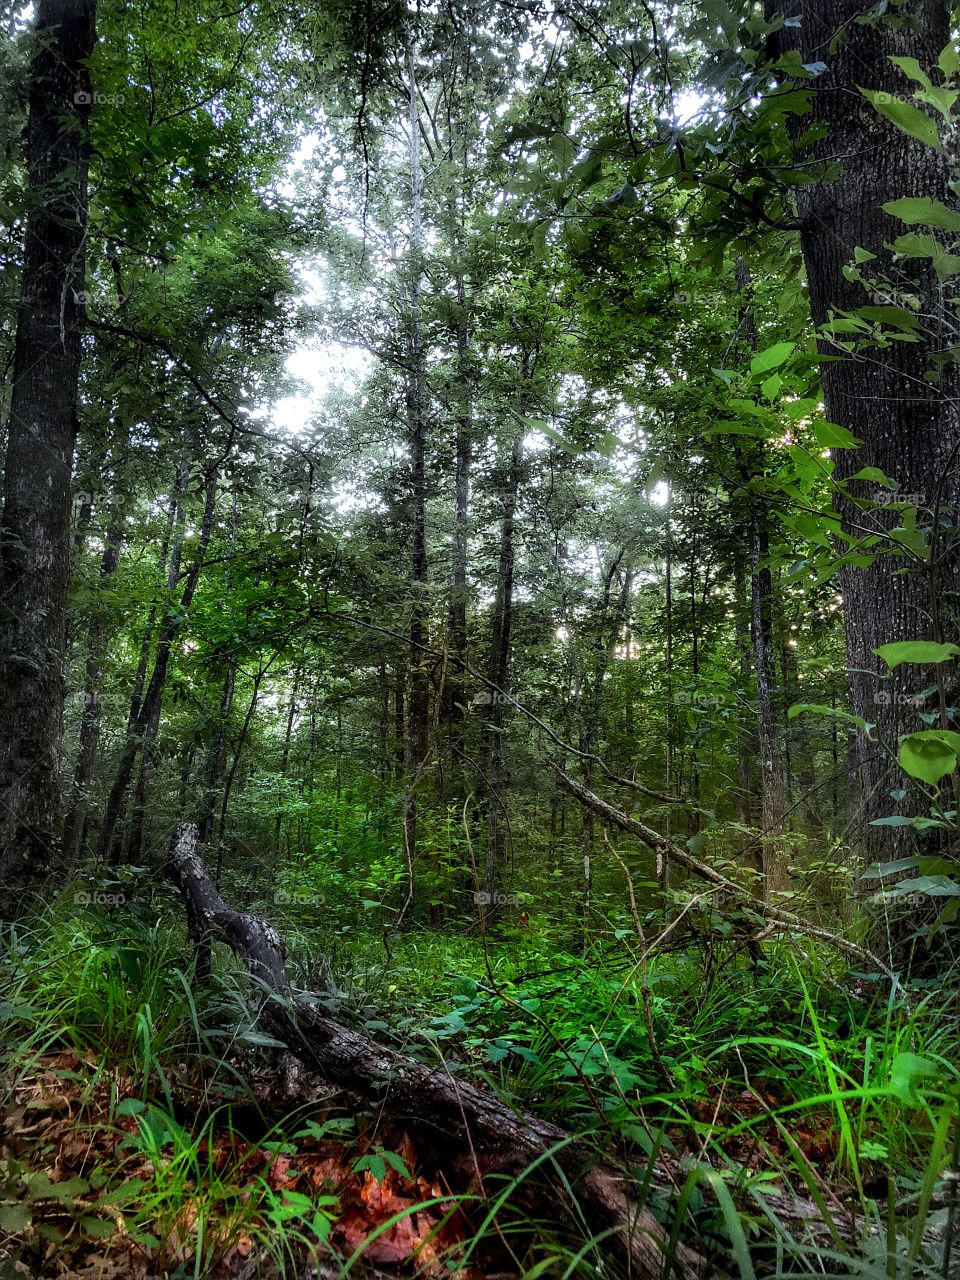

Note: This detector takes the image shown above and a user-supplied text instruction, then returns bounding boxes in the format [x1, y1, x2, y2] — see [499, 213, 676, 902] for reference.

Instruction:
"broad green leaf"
[850, 466, 894, 486]
[889, 57, 932, 91]
[787, 702, 869, 730]
[856, 305, 921, 331]
[858, 88, 941, 150]
[875, 641, 960, 668]
[889, 1051, 937, 1102]
[882, 197, 960, 232]
[750, 341, 795, 375]
[0, 1203, 30, 1232]
[938, 42, 960, 78]
[891, 233, 960, 280]
[899, 732, 959, 785]
[814, 421, 860, 448]
[882, 875, 960, 898]
[863, 855, 924, 875]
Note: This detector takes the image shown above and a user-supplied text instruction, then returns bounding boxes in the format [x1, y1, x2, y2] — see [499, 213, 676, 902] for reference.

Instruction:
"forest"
[0, 0, 958, 1275]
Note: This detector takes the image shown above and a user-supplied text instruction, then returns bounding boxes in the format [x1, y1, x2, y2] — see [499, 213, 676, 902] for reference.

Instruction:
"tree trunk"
[768, 0, 960, 859]
[399, 39, 430, 926]
[480, 430, 523, 914]
[96, 470, 218, 861]
[750, 498, 789, 898]
[0, 0, 97, 907]
[61, 518, 123, 869]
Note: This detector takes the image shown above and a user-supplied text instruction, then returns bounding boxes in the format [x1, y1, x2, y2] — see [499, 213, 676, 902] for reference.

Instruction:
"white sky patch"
[271, 343, 371, 434]
[267, 262, 372, 434]
[648, 480, 670, 507]
[672, 88, 709, 126]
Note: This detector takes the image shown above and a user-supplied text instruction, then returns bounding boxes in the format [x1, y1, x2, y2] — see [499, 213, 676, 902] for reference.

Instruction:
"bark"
[167, 825, 702, 1280]
[767, 0, 960, 858]
[199, 666, 237, 846]
[480, 430, 523, 910]
[732, 555, 758, 868]
[96, 470, 218, 860]
[61, 519, 123, 869]
[0, 0, 97, 907]
[399, 39, 430, 925]
[750, 502, 789, 897]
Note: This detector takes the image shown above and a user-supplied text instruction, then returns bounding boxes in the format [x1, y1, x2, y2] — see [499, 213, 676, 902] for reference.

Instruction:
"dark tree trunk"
[0, 0, 97, 907]
[399, 41, 430, 925]
[96, 471, 218, 861]
[750, 499, 789, 897]
[768, 0, 960, 859]
[61, 519, 123, 869]
[481, 430, 523, 912]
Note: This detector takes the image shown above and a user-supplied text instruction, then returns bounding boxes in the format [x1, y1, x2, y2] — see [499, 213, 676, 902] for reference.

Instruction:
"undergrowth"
[0, 889, 957, 1279]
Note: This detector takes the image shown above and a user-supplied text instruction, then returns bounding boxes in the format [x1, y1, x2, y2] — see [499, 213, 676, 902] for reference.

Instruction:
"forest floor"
[1, 895, 957, 1279]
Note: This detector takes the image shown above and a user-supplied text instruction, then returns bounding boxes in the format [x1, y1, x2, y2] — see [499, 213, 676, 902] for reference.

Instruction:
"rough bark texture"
[61, 519, 123, 869]
[0, 0, 98, 908]
[167, 825, 702, 1280]
[96, 472, 218, 860]
[400, 41, 430, 923]
[481, 429, 523, 908]
[768, 0, 960, 858]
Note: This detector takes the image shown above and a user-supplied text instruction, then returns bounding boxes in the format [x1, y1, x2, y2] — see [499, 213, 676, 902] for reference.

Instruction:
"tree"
[767, 0, 960, 854]
[0, 0, 97, 907]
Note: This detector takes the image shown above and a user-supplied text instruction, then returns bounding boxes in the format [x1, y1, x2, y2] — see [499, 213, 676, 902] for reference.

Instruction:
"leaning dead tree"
[167, 823, 703, 1279]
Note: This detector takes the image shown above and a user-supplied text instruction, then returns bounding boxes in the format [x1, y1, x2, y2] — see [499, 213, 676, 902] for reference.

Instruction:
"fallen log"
[167, 823, 703, 1279]
[552, 767, 898, 983]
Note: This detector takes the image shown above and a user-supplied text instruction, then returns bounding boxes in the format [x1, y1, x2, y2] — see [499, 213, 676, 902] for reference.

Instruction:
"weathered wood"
[167, 823, 703, 1278]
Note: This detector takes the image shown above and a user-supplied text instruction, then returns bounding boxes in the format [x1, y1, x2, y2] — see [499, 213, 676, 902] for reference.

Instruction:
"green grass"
[1, 890, 957, 1278]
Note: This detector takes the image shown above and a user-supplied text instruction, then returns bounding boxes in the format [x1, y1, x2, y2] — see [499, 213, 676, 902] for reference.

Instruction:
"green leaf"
[875, 641, 960, 668]
[380, 1149, 413, 1180]
[889, 57, 932, 91]
[353, 1152, 387, 1182]
[814, 421, 860, 448]
[858, 89, 941, 149]
[750, 341, 795, 375]
[0, 1203, 31, 1232]
[863, 855, 924, 875]
[850, 466, 894, 486]
[884, 196, 960, 232]
[889, 1051, 937, 1102]
[899, 731, 959, 785]
[938, 42, 960, 78]
[787, 702, 869, 730]
[891, 233, 960, 280]
[882, 875, 960, 898]
[115, 1097, 147, 1117]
